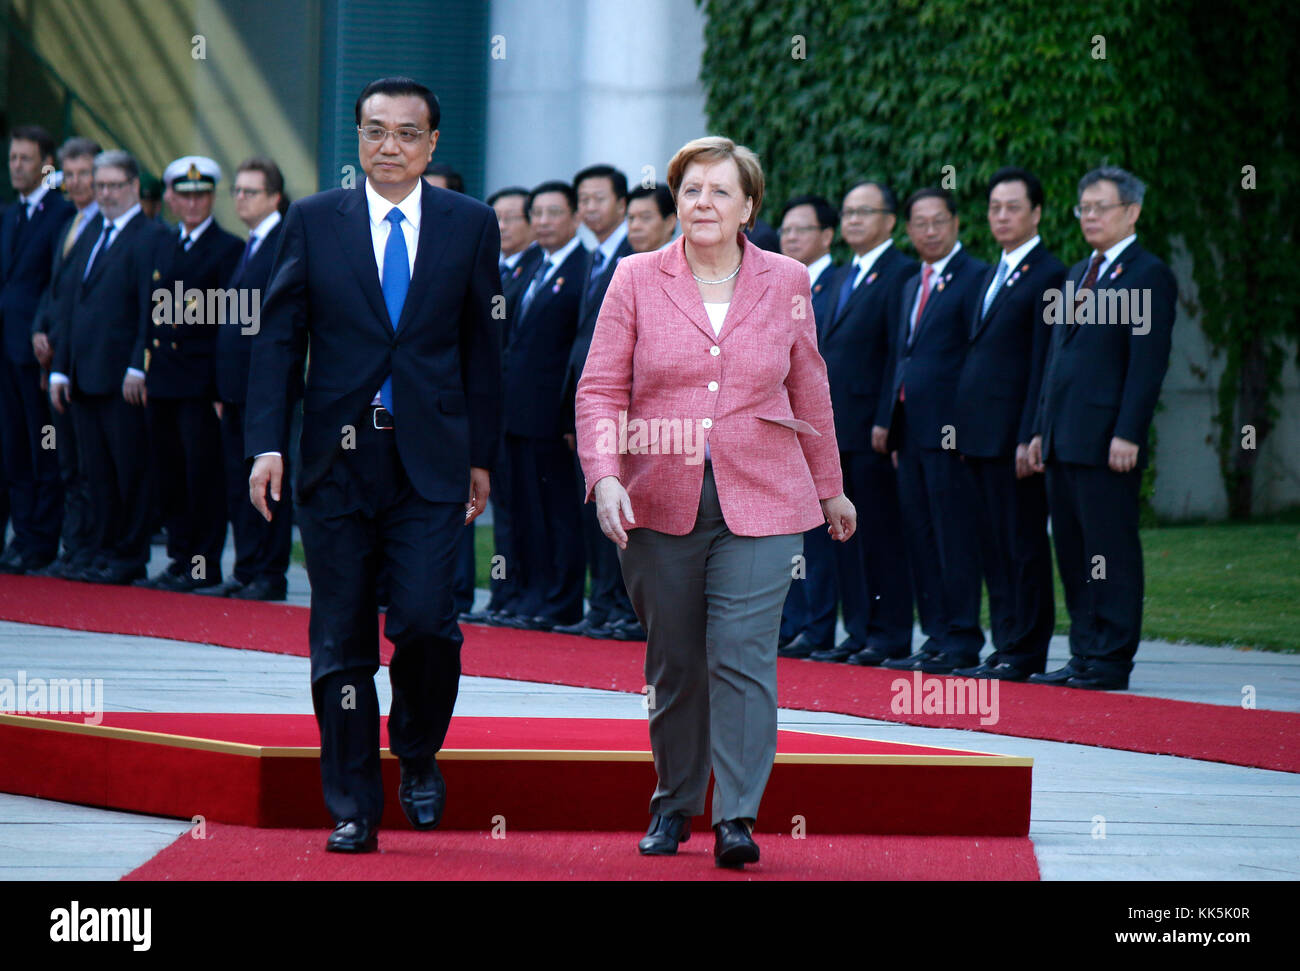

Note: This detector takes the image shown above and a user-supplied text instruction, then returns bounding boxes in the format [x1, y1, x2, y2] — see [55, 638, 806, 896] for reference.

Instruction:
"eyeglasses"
[779, 225, 822, 237]
[1074, 202, 1130, 219]
[841, 206, 891, 220]
[94, 180, 130, 192]
[908, 216, 953, 232]
[357, 125, 427, 145]
[232, 186, 266, 197]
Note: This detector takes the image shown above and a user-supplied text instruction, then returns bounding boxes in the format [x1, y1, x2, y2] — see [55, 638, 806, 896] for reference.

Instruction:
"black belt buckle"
[372, 406, 394, 430]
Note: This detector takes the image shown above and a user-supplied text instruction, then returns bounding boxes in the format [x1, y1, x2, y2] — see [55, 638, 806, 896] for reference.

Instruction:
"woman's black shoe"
[638, 813, 691, 855]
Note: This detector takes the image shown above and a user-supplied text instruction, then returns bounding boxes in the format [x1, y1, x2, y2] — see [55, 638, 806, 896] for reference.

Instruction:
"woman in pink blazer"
[576, 136, 856, 868]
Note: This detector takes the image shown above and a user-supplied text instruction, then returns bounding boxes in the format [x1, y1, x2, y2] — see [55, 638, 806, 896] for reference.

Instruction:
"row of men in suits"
[0, 128, 294, 600]
[456, 168, 678, 640]
[773, 166, 1175, 690]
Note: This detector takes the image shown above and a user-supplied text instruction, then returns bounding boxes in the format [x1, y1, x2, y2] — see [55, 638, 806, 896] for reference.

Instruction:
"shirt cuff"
[49, 372, 69, 385]
[126, 367, 145, 379]
[254, 452, 282, 459]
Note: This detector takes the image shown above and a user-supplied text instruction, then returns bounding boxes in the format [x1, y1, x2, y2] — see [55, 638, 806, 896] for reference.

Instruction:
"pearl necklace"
[691, 258, 742, 285]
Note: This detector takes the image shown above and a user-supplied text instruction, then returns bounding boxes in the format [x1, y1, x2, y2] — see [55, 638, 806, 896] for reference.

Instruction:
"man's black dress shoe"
[326, 819, 378, 853]
[459, 610, 492, 624]
[881, 648, 941, 671]
[609, 618, 646, 641]
[809, 639, 863, 663]
[952, 661, 1036, 681]
[637, 813, 691, 855]
[230, 578, 287, 601]
[553, 615, 608, 637]
[194, 577, 245, 598]
[917, 653, 979, 674]
[1028, 661, 1087, 686]
[85, 563, 148, 586]
[847, 644, 908, 666]
[398, 756, 446, 830]
[713, 819, 759, 868]
[777, 633, 826, 659]
[1066, 673, 1129, 691]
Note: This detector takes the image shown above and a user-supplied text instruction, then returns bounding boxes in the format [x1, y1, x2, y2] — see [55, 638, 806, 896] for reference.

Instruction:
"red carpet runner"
[124, 824, 1040, 881]
[1, 575, 1295, 772]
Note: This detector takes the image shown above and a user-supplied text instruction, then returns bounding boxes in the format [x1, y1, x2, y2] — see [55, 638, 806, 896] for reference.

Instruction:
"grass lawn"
[293, 511, 1300, 654]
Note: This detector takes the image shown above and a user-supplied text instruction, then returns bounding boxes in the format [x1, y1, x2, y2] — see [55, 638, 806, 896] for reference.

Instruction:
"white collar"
[1094, 233, 1137, 269]
[852, 237, 893, 278]
[109, 203, 142, 232]
[922, 239, 962, 280]
[542, 232, 584, 268]
[249, 210, 281, 241]
[19, 183, 51, 209]
[179, 214, 214, 244]
[806, 252, 833, 284]
[365, 178, 423, 232]
[76, 200, 100, 221]
[593, 220, 628, 261]
[1000, 234, 1041, 272]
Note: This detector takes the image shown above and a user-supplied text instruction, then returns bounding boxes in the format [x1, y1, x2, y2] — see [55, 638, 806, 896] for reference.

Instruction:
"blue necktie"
[834, 262, 858, 319]
[380, 207, 410, 413]
[518, 255, 550, 322]
[586, 247, 607, 300]
[982, 259, 1010, 319]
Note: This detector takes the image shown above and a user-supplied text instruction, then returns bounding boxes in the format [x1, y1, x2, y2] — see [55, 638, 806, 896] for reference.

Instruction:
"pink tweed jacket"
[576, 233, 843, 537]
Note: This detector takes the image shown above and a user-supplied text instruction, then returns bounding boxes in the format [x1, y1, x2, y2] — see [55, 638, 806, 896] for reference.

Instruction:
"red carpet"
[1, 712, 1032, 834]
[124, 823, 1039, 881]
[1, 574, 1296, 772]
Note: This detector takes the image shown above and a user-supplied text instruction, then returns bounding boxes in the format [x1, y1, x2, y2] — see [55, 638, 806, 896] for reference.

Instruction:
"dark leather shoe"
[553, 616, 608, 637]
[847, 644, 909, 666]
[809, 639, 863, 662]
[713, 819, 759, 868]
[881, 648, 940, 671]
[194, 577, 245, 598]
[326, 819, 378, 853]
[952, 661, 1035, 681]
[483, 610, 520, 627]
[230, 578, 287, 601]
[85, 563, 148, 585]
[638, 813, 692, 855]
[398, 756, 446, 831]
[918, 653, 978, 674]
[459, 610, 493, 624]
[777, 633, 826, 659]
[1028, 661, 1086, 686]
[1066, 673, 1129, 691]
[608, 618, 646, 641]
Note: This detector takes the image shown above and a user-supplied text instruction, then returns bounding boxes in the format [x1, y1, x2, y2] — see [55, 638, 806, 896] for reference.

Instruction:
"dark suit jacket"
[502, 241, 587, 439]
[821, 245, 917, 452]
[245, 182, 502, 503]
[146, 221, 243, 399]
[1, 192, 74, 364]
[561, 235, 633, 432]
[32, 206, 96, 346]
[501, 243, 543, 322]
[216, 221, 285, 405]
[954, 242, 1066, 458]
[883, 245, 989, 450]
[809, 259, 840, 338]
[53, 210, 170, 395]
[1034, 240, 1177, 468]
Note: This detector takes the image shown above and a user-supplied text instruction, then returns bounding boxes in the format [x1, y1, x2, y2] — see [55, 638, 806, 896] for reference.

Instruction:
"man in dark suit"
[773, 194, 844, 659]
[879, 188, 989, 673]
[247, 77, 501, 852]
[196, 157, 292, 601]
[136, 156, 242, 592]
[625, 184, 677, 254]
[30, 137, 101, 579]
[50, 151, 169, 584]
[810, 180, 917, 666]
[556, 164, 638, 639]
[469, 187, 541, 624]
[0, 125, 74, 575]
[496, 180, 587, 631]
[951, 168, 1064, 681]
[1028, 166, 1176, 691]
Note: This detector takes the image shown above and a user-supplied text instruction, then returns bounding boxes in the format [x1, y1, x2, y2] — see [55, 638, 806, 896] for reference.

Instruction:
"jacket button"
[702, 418, 713, 429]
[709, 345, 720, 356]
[171, 342, 178, 350]
[152, 338, 160, 347]
[707, 381, 718, 392]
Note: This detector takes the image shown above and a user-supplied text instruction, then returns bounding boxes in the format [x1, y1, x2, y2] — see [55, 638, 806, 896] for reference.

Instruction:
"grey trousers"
[618, 462, 802, 826]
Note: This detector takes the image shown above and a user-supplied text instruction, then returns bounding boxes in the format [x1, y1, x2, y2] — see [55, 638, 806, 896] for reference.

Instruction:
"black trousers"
[505, 433, 584, 625]
[297, 414, 465, 826]
[839, 448, 913, 653]
[779, 523, 838, 647]
[50, 391, 93, 565]
[573, 450, 634, 624]
[966, 455, 1054, 670]
[485, 432, 518, 613]
[0, 360, 62, 559]
[893, 405, 984, 660]
[220, 400, 292, 586]
[1045, 459, 1143, 678]
[70, 391, 152, 568]
[149, 396, 227, 579]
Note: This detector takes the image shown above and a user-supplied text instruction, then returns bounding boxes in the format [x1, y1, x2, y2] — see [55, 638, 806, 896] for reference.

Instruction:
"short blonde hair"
[666, 136, 764, 231]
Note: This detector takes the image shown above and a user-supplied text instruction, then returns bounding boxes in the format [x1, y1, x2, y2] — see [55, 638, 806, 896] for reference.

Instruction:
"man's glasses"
[358, 125, 427, 145]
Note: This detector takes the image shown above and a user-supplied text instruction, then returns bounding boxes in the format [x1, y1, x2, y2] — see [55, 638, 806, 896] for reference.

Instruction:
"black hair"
[842, 178, 898, 214]
[572, 164, 628, 201]
[627, 183, 675, 218]
[987, 166, 1044, 208]
[355, 77, 440, 131]
[10, 124, 56, 162]
[781, 193, 839, 231]
[424, 161, 464, 193]
[902, 187, 957, 221]
[487, 185, 531, 208]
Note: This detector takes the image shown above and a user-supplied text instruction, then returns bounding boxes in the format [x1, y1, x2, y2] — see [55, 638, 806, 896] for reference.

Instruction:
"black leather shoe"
[230, 578, 287, 601]
[398, 756, 446, 831]
[809, 639, 863, 662]
[482, 610, 520, 627]
[609, 618, 646, 641]
[0, 544, 26, 573]
[881, 648, 941, 671]
[459, 610, 493, 624]
[713, 819, 759, 868]
[918, 653, 979, 674]
[326, 819, 378, 853]
[553, 616, 608, 637]
[777, 633, 826, 659]
[1066, 673, 1129, 691]
[847, 644, 908, 666]
[85, 563, 148, 585]
[0, 547, 54, 575]
[1028, 661, 1086, 686]
[638, 813, 692, 855]
[194, 577, 245, 598]
[952, 661, 1035, 681]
